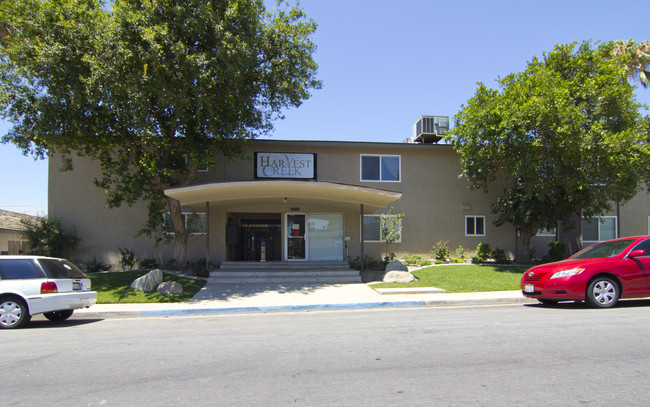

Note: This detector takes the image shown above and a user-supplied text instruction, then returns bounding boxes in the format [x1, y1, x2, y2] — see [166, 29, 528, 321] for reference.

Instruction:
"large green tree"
[447, 41, 649, 262]
[0, 0, 321, 265]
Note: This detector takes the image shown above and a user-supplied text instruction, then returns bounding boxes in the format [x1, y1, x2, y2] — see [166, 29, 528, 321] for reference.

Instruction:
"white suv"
[0, 256, 97, 329]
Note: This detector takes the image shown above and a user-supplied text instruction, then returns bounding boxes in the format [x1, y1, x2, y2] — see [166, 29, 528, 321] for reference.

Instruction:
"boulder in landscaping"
[156, 281, 183, 295]
[385, 260, 409, 272]
[383, 270, 415, 283]
[130, 269, 163, 292]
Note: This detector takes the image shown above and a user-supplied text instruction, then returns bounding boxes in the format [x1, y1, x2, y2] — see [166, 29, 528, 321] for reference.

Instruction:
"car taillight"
[41, 282, 58, 294]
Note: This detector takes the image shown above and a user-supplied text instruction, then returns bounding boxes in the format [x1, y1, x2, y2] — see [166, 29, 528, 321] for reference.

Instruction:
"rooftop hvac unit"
[412, 115, 449, 143]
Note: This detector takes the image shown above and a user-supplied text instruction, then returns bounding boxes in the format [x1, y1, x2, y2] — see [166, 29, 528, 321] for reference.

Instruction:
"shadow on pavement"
[188, 282, 349, 302]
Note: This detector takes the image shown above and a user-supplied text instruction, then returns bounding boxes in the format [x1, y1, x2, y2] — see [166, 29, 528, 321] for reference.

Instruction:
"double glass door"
[285, 213, 344, 261]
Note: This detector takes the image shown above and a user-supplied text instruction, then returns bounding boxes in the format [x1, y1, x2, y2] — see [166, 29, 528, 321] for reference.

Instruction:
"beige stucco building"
[48, 138, 650, 269]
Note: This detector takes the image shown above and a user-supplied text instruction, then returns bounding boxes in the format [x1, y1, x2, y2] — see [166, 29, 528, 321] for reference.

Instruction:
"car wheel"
[0, 297, 31, 329]
[586, 277, 619, 308]
[538, 299, 559, 306]
[43, 310, 74, 322]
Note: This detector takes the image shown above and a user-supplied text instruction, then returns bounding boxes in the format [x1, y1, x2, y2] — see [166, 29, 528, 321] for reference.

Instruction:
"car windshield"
[571, 239, 635, 259]
[38, 259, 87, 278]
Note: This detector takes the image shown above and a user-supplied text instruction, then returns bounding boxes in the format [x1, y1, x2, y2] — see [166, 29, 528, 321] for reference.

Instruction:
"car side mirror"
[628, 249, 647, 258]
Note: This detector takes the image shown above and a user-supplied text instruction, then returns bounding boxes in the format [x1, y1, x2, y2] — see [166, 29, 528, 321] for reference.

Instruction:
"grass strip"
[87, 270, 206, 304]
[372, 264, 528, 293]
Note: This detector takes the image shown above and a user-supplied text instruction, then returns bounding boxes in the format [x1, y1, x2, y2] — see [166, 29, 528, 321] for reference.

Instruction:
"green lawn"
[372, 264, 529, 293]
[87, 270, 206, 304]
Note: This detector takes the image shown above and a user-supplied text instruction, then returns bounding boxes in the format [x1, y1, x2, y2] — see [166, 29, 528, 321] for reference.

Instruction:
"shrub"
[348, 255, 382, 271]
[455, 245, 467, 260]
[474, 242, 492, 263]
[20, 215, 80, 258]
[433, 240, 450, 262]
[140, 258, 159, 269]
[547, 241, 569, 262]
[188, 258, 212, 278]
[491, 247, 509, 264]
[403, 254, 432, 267]
[118, 247, 137, 270]
[81, 257, 110, 273]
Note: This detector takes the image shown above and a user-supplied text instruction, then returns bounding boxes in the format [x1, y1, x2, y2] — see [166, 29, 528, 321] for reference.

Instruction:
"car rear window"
[0, 259, 42, 279]
[38, 259, 87, 278]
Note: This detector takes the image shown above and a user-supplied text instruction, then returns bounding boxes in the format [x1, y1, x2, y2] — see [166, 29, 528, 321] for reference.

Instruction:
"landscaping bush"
[455, 245, 467, 261]
[348, 255, 382, 271]
[140, 258, 159, 269]
[119, 247, 137, 270]
[20, 215, 79, 258]
[433, 240, 450, 263]
[81, 257, 110, 273]
[474, 242, 492, 263]
[403, 254, 432, 267]
[491, 247, 510, 264]
[546, 241, 569, 262]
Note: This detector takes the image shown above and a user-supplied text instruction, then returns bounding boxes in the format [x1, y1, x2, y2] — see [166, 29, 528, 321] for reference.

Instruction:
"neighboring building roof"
[0, 209, 41, 232]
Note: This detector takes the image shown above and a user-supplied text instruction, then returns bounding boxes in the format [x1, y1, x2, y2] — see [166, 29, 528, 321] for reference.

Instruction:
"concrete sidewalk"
[75, 282, 536, 319]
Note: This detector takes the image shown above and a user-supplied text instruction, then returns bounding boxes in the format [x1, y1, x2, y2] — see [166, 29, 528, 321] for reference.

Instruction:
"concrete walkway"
[75, 282, 536, 319]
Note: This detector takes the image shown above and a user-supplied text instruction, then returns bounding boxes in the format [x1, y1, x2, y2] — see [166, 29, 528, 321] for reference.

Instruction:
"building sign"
[255, 152, 316, 179]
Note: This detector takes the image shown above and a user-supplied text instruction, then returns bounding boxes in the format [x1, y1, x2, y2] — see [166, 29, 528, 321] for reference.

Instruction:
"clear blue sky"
[1, 0, 649, 215]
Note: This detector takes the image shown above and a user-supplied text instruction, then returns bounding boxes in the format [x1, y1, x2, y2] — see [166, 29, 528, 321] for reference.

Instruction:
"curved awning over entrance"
[164, 180, 402, 211]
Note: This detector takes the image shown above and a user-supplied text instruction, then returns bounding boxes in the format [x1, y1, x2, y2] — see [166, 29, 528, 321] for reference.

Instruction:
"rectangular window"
[536, 227, 556, 237]
[363, 215, 402, 242]
[466, 216, 485, 236]
[163, 212, 207, 235]
[581, 216, 617, 243]
[360, 155, 401, 182]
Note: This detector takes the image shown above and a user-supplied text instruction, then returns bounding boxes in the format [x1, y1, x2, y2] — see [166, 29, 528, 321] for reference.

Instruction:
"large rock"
[156, 281, 183, 295]
[131, 269, 163, 292]
[385, 260, 409, 272]
[383, 270, 415, 283]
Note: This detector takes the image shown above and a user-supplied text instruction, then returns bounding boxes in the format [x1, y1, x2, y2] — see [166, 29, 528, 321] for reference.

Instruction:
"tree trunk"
[167, 197, 188, 268]
[515, 224, 538, 263]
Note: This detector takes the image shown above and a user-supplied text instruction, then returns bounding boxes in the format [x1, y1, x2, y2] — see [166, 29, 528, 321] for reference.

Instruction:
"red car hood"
[528, 257, 615, 273]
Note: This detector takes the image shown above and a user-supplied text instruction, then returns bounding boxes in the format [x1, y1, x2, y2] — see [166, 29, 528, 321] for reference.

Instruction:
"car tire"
[586, 277, 619, 308]
[0, 297, 31, 329]
[43, 310, 75, 322]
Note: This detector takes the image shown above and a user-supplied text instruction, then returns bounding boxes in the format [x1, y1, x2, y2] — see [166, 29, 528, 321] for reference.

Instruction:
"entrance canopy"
[164, 180, 401, 211]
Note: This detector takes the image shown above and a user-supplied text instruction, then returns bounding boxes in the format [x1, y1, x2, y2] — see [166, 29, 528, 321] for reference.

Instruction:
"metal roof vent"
[411, 115, 449, 144]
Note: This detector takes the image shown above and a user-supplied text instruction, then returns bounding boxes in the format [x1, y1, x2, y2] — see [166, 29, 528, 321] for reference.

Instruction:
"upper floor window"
[582, 216, 617, 243]
[361, 155, 401, 182]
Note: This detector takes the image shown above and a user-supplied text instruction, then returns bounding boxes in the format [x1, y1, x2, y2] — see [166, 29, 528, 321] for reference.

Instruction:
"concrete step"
[219, 261, 350, 271]
[208, 269, 361, 284]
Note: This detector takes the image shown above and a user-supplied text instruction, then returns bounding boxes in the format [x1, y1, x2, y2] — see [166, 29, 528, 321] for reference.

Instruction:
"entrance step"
[209, 262, 360, 283]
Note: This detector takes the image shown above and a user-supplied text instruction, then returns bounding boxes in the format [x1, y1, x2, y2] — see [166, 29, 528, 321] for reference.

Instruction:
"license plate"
[73, 281, 82, 291]
[524, 284, 535, 293]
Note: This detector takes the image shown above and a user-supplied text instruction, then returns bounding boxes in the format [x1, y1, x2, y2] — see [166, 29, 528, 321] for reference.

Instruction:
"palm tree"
[613, 39, 650, 88]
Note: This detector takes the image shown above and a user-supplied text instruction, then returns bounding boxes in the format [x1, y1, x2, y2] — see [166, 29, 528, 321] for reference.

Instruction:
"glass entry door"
[286, 214, 306, 260]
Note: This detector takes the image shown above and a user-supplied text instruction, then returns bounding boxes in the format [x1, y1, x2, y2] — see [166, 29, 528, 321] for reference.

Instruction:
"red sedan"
[522, 236, 650, 308]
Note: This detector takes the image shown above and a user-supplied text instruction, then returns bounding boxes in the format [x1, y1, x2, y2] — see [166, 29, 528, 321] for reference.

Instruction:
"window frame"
[360, 154, 401, 182]
[465, 215, 486, 237]
[581, 216, 618, 243]
[163, 212, 207, 235]
[362, 214, 402, 243]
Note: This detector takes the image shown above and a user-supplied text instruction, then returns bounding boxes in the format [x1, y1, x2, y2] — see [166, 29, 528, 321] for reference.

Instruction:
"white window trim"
[536, 227, 556, 237]
[360, 154, 401, 182]
[582, 215, 618, 243]
[465, 215, 486, 237]
[362, 214, 402, 243]
[163, 212, 207, 235]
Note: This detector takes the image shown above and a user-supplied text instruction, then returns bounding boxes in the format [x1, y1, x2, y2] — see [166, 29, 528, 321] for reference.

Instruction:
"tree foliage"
[447, 41, 650, 261]
[20, 216, 80, 258]
[379, 207, 404, 261]
[0, 0, 321, 264]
